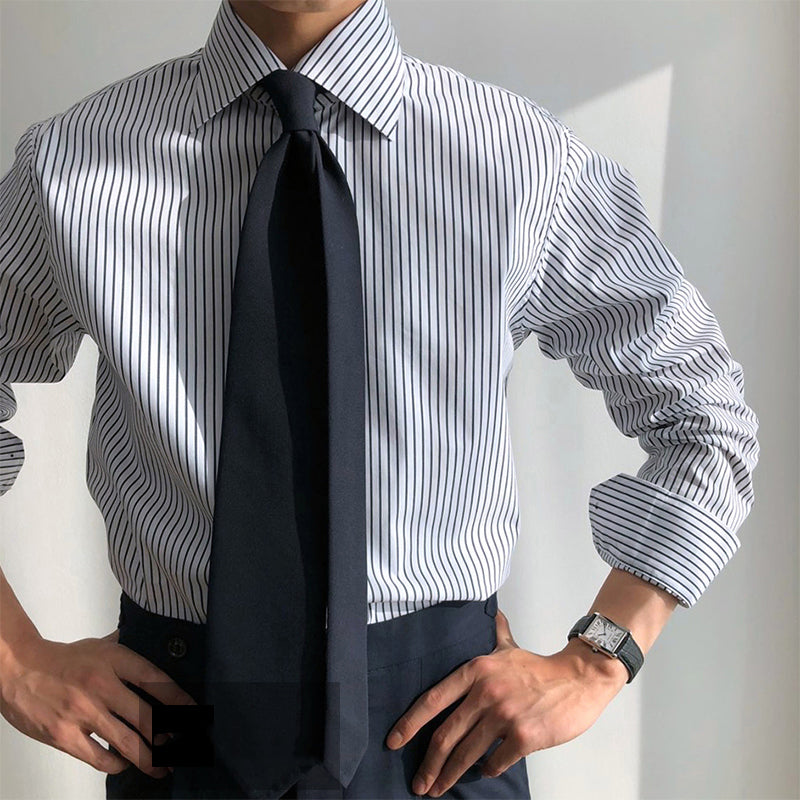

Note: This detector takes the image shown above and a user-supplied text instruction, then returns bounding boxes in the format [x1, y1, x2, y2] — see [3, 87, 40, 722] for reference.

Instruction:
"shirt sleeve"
[0, 120, 86, 498]
[511, 121, 760, 608]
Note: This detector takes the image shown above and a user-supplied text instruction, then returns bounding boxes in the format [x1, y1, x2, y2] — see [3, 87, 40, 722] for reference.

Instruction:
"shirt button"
[167, 635, 187, 659]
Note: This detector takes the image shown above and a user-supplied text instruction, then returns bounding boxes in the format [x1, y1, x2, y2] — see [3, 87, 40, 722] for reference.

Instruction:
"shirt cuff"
[0, 428, 24, 498]
[588, 472, 741, 608]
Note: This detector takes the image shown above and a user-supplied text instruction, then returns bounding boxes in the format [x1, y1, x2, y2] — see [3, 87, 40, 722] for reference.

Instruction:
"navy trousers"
[105, 590, 531, 800]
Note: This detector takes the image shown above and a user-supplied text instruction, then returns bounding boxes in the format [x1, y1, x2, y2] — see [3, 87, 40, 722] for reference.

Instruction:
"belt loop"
[483, 593, 497, 618]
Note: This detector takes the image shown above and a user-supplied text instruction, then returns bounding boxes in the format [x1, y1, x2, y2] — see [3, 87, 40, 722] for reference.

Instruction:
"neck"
[228, 0, 367, 70]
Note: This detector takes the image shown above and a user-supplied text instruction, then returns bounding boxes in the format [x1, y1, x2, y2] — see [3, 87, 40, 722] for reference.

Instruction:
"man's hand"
[0, 629, 197, 779]
[385, 608, 628, 797]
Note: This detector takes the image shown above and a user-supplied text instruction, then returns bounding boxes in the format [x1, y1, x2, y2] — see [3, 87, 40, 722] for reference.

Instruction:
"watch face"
[585, 616, 627, 652]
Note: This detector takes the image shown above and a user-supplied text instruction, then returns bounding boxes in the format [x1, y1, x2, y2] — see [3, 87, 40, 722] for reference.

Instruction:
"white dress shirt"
[0, 0, 760, 624]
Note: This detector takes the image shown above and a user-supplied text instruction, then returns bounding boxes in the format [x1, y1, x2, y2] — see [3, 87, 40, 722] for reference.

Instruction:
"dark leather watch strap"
[618, 631, 644, 683]
[568, 614, 594, 640]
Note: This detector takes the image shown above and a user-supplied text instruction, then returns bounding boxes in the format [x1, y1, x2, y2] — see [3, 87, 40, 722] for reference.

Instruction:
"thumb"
[102, 628, 120, 644]
[494, 609, 519, 649]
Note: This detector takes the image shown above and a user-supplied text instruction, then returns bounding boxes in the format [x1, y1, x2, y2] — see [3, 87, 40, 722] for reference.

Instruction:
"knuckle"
[442, 755, 464, 776]
[59, 690, 94, 721]
[70, 664, 94, 688]
[494, 699, 518, 724]
[80, 668, 107, 694]
[470, 654, 492, 675]
[453, 755, 472, 774]
[430, 727, 449, 749]
[47, 718, 73, 746]
[416, 769, 434, 786]
[117, 730, 142, 758]
[482, 757, 500, 776]
[58, 687, 84, 715]
[424, 686, 444, 707]
[477, 680, 504, 704]
[509, 723, 534, 750]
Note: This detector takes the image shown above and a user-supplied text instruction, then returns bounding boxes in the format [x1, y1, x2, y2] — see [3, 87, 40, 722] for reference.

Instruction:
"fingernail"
[412, 777, 425, 795]
[387, 731, 402, 748]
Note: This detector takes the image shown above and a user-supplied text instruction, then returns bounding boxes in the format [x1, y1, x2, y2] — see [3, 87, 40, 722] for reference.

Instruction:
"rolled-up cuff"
[588, 472, 741, 608]
[0, 428, 24, 498]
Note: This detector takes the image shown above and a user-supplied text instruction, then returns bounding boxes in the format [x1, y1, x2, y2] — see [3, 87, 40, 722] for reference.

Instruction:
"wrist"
[0, 628, 44, 680]
[561, 636, 629, 688]
[0, 570, 44, 679]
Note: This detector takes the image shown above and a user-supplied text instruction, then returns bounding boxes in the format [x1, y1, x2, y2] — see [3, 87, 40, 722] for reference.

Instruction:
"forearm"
[561, 566, 679, 686]
[0, 566, 42, 675]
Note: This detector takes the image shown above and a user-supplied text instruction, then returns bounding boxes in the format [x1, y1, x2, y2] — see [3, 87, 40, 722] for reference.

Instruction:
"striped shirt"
[0, 0, 760, 624]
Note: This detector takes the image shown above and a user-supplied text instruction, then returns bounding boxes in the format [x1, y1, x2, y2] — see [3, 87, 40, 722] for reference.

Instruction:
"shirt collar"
[188, 0, 407, 140]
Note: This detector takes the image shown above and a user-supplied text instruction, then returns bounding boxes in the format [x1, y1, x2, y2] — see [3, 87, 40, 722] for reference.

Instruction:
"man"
[0, 0, 760, 798]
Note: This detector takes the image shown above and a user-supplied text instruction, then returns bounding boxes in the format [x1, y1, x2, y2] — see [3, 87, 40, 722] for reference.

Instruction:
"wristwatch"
[567, 612, 644, 684]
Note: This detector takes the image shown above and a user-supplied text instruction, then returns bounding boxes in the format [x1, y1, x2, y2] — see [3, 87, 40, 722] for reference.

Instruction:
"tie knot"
[259, 69, 320, 134]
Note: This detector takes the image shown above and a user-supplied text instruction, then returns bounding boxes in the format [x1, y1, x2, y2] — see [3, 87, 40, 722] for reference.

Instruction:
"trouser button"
[167, 635, 187, 659]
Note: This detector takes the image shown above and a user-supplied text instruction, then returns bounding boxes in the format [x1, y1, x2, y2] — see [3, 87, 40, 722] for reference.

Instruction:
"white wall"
[1, 2, 797, 799]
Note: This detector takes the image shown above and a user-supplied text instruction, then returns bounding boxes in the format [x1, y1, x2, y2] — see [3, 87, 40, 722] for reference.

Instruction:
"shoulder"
[31, 48, 201, 157]
[400, 52, 569, 149]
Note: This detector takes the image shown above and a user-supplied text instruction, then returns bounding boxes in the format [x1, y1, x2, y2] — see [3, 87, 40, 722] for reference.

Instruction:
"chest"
[40, 117, 528, 399]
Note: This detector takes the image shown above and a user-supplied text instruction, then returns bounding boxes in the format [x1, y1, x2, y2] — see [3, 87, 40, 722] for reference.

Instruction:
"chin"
[235, 0, 357, 10]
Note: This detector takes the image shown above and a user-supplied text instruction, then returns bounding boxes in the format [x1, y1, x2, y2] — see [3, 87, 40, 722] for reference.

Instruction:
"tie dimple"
[259, 68, 320, 133]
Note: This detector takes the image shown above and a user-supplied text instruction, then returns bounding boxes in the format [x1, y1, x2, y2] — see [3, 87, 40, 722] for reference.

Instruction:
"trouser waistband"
[116, 590, 498, 674]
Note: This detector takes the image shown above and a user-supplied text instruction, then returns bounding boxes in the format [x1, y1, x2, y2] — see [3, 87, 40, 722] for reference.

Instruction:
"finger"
[494, 611, 518, 648]
[387, 657, 479, 749]
[494, 611, 510, 638]
[479, 733, 527, 780]
[426, 721, 500, 797]
[411, 695, 484, 795]
[112, 645, 198, 708]
[106, 681, 160, 746]
[65, 729, 131, 774]
[90, 711, 170, 779]
[153, 732, 172, 747]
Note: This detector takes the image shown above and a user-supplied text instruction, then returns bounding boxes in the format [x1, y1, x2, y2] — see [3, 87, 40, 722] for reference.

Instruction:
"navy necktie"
[201, 68, 369, 795]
